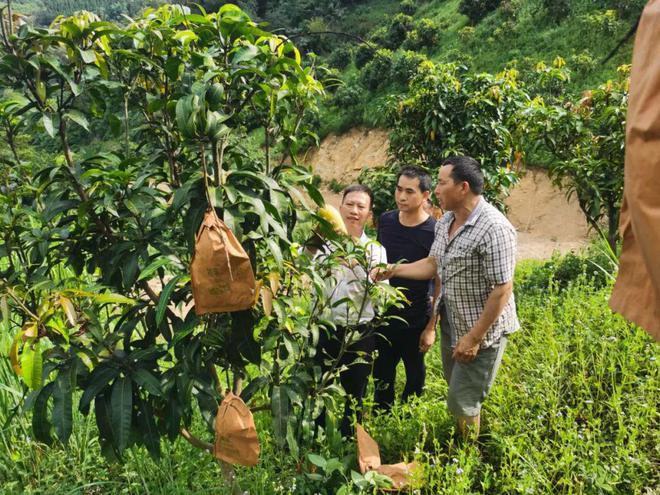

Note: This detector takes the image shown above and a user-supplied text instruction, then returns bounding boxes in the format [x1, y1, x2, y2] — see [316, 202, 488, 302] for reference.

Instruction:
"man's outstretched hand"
[370, 264, 394, 282]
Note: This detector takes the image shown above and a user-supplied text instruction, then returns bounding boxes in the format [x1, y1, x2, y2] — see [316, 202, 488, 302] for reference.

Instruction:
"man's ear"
[422, 190, 431, 200]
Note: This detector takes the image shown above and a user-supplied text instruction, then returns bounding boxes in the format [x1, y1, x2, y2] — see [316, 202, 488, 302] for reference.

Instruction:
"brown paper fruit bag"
[214, 392, 260, 466]
[191, 209, 255, 315]
[356, 424, 419, 491]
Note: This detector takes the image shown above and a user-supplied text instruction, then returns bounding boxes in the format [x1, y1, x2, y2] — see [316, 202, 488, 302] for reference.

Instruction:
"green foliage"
[523, 65, 629, 249]
[353, 43, 374, 69]
[390, 49, 427, 85]
[542, 0, 571, 23]
[398, 0, 416, 15]
[0, 3, 378, 466]
[402, 17, 440, 51]
[359, 48, 393, 90]
[1, 269, 658, 493]
[384, 13, 414, 49]
[458, 0, 502, 24]
[326, 44, 352, 70]
[517, 243, 617, 295]
[385, 62, 525, 210]
[32, 0, 159, 25]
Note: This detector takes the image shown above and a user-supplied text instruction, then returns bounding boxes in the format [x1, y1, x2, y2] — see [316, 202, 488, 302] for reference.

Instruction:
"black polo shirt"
[377, 210, 436, 327]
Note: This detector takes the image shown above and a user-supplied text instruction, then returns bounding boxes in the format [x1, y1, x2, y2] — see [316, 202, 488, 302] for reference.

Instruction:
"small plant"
[328, 178, 347, 194]
[458, 0, 502, 24]
[399, 0, 416, 15]
[458, 25, 476, 44]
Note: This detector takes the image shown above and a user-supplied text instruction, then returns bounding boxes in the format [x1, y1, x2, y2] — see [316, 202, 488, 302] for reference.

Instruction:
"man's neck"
[452, 195, 482, 225]
[399, 207, 429, 227]
[347, 227, 364, 240]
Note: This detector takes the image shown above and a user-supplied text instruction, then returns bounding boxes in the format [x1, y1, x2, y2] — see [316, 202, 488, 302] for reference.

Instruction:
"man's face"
[395, 174, 430, 213]
[434, 165, 465, 211]
[340, 191, 371, 232]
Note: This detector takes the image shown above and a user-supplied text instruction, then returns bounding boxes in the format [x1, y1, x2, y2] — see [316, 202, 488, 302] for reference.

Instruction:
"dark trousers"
[316, 324, 375, 437]
[373, 318, 428, 411]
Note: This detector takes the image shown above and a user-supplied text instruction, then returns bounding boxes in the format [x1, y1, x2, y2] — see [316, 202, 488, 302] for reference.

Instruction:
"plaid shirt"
[430, 197, 520, 348]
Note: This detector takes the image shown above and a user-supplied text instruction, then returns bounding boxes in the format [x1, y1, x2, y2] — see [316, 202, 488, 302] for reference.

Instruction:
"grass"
[0, 255, 658, 494]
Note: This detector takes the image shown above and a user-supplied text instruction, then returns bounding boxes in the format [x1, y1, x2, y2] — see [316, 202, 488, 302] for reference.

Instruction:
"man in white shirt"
[315, 184, 387, 436]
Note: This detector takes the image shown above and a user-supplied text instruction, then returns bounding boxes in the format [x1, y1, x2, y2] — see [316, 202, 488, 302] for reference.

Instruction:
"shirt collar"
[464, 196, 485, 227]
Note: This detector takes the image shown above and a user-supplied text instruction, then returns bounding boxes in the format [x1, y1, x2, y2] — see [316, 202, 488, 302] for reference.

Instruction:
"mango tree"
[0, 3, 386, 469]
[522, 64, 628, 250]
[361, 61, 528, 214]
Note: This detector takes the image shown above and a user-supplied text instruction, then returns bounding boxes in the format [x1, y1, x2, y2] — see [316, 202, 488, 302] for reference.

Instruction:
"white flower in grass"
[456, 467, 464, 475]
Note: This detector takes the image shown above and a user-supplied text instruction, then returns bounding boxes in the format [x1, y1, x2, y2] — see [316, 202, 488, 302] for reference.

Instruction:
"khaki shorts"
[440, 305, 507, 418]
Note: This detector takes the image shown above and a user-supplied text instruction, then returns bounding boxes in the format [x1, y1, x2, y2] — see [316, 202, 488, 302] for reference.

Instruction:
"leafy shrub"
[369, 25, 389, 47]
[390, 50, 427, 86]
[382, 13, 414, 49]
[458, 0, 502, 24]
[403, 18, 440, 50]
[493, 19, 516, 41]
[581, 9, 621, 35]
[570, 51, 597, 75]
[331, 79, 366, 108]
[354, 43, 375, 69]
[328, 178, 346, 193]
[399, 0, 417, 15]
[327, 44, 352, 70]
[360, 49, 393, 90]
[458, 25, 476, 44]
[517, 246, 617, 295]
[542, 0, 571, 24]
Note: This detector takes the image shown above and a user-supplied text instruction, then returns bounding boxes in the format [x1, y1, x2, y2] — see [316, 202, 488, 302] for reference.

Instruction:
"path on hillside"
[304, 128, 591, 260]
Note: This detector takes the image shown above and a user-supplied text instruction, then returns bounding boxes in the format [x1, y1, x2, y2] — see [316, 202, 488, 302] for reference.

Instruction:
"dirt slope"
[306, 128, 591, 260]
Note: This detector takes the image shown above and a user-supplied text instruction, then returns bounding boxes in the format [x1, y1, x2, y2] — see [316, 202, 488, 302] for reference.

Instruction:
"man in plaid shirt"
[373, 156, 519, 438]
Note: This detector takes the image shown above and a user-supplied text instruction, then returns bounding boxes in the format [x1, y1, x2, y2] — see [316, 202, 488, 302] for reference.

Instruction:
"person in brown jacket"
[609, 0, 660, 342]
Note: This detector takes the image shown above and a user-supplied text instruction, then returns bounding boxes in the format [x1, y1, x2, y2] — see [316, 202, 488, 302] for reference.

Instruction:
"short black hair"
[397, 166, 433, 192]
[441, 156, 484, 195]
[342, 184, 374, 209]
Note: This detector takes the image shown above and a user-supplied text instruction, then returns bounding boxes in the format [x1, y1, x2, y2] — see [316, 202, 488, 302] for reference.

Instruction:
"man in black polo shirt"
[374, 167, 439, 410]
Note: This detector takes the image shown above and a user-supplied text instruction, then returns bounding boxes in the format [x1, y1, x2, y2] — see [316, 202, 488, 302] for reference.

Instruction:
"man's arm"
[372, 256, 437, 281]
[452, 280, 513, 362]
[419, 274, 441, 353]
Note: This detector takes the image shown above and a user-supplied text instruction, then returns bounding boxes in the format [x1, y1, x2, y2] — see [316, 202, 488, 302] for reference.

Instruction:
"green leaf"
[233, 45, 259, 65]
[79, 49, 97, 64]
[132, 369, 163, 397]
[173, 30, 198, 46]
[79, 364, 119, 414]
[111, 376, 133, 452]
[240, 376, 268, 404]
[155, 275, 182, 326]
[32, 382, 54, 445]
[308, 453, 327, 469]
[21, 341, 43, 390]
[41, 54, 80, 96]
[53, 365, 74, 443]
[42, 114, 55, 137]
[93, 293, 135, 305]
[138, 256, 182, 281]
[66, 110, 89, 132]
[266, 238, 283, 266]
[271, 385, 289, 448]
[137, 399, 160, 460]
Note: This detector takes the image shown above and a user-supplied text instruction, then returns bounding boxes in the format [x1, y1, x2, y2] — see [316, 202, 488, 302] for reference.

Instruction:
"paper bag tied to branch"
[356, 424, 419, 491]
[191, 209, 256, 315]
[214, 392, 260, 466]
